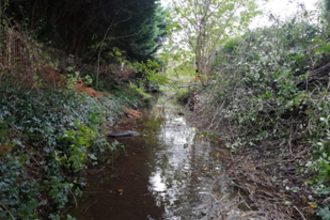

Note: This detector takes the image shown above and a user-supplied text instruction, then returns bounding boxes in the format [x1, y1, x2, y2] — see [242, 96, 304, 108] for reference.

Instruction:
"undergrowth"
[187, 11, 330, 219]
[0, 83, 141, 219]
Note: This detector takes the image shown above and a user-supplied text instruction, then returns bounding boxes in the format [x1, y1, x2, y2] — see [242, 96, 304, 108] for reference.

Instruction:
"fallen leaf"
[308, 202, 317, 208]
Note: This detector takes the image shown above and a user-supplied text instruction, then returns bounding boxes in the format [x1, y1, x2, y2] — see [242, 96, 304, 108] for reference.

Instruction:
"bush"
[193, 15, 330, 218]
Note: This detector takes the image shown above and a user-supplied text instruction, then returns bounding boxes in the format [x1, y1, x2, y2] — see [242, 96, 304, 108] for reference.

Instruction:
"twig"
[220, 200, 245, 220]
[294, 205, 307, 220]
[288, 124, 293, 154]
[69, 189, 78, 208]
[61, 206, 73, 215]
[96, 12, 118, 89]
[82, 200, 97, 214]
[30, 154, 41, 166]
[0, 201, 15, 220]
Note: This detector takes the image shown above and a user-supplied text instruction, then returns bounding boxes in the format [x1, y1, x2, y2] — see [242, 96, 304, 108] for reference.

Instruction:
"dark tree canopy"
[3, 0, 167, 62]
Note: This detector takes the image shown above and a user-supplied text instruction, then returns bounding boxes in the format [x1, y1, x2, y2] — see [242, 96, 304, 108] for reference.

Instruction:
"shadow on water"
[67, 98, 235, 220]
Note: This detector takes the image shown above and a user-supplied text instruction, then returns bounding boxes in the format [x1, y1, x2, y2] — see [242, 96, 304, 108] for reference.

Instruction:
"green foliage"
[0, 119, 13, 156]
[124, 5, 168, 62]
[318, 206, 330, 220]
[135, 59, 168, 85]
[165, 0, 260, 84]
[3, 0, 166, 63]
[305, 105, 330, 191]
[175, 88, 198, 105]
[208, 18, 321, 145]
[223, 37, 241, 52]
[193, 9, 330, 214]
[49, 214, 76, 220]
[200, 131, 219, 144]
[320, 0, 330, 29]
[0, 155, 40, 219]
[108, 139, 124, 152]
[0, 85, 132, 219]
[57, 122, 97, 171]
[129, 83, 152, 100]
[160, 49, 197, 89]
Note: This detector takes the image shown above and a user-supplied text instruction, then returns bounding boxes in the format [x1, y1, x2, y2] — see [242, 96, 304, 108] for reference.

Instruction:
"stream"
[67, 98, 239, 220]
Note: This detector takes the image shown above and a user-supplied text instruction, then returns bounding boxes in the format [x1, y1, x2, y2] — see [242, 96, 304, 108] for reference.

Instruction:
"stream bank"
[66, 99, 240, 219]
[65, 97, 319, 220]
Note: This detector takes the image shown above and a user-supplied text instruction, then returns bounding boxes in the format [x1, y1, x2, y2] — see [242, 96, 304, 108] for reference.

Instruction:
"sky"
[161, 0, 319, 13]
[260, 0, 318, 15]
[250, 0, 320, 28]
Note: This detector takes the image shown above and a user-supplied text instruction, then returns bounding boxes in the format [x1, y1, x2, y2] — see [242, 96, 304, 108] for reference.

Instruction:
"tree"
[321, 0, 330, 28]
[3, 0, 167, 63]
[167, 0, 260, 85]
[117, 4, 168, 62]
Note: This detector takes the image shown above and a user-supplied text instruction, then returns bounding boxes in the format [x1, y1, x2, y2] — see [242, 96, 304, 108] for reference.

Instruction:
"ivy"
[57, 122, 97, 171]
[318, 207, 330, 220]
[0, 85, 132, 219]
[0, 155, 40, 219]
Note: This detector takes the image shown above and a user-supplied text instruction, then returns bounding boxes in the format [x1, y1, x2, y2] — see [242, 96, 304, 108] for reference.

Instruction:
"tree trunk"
[196, 33, 208, 86]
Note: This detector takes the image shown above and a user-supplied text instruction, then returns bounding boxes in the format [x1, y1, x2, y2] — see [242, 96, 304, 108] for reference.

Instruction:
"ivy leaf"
[317, 188, 330, 195]
[16, 207, 29, 217]
[49, 214, 61, 220]
[49, 188, 59, 197]
[27, 199, 39, 213]
[317, 207, 330, 220]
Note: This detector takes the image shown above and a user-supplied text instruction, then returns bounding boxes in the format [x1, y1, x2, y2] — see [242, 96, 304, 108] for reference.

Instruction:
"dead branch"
[297, 62, 330, 90]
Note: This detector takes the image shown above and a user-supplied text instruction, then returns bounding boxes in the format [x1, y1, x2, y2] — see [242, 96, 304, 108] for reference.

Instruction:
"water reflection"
[148, 103, 227, 220]
[67, 99, 233, 220]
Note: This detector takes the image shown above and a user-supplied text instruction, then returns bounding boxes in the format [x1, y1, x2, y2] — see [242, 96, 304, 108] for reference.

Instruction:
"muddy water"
[67, 100, 234, 220]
